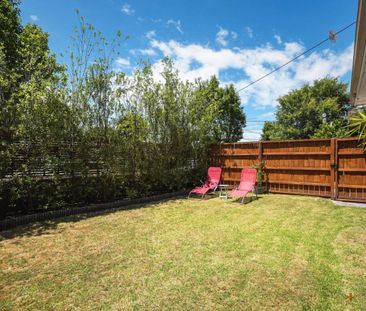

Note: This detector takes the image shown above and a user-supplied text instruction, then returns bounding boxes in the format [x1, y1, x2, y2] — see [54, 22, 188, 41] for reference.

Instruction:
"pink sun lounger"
[188, 167, 222, 198]
[229, 168, 257, 203]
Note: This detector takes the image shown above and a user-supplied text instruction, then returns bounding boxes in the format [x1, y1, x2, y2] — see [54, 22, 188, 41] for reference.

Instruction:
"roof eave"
[350, 0, 366, 106]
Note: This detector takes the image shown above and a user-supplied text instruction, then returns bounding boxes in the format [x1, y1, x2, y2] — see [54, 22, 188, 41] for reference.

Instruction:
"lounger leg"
[188, 191, 192, 198]
[241, 196, 245, 204]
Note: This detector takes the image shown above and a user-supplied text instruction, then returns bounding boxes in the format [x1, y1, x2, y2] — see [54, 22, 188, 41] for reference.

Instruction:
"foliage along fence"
[0, 140, 203, 219]
[211, 137, 366, 203]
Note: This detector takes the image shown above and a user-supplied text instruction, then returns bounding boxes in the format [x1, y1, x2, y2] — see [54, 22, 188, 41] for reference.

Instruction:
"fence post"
[330, 138, 336, 200]
[334, 138, 339, 200]
[258, 141, 263, 163]
[258, 141, 266, 192]
[219, 143, 222, 167]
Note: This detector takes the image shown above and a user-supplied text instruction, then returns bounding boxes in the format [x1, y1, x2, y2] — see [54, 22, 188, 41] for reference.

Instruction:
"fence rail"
[211, 137, 366, 203]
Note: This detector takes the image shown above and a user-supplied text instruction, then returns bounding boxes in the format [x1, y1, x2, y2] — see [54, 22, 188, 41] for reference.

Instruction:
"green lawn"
[1, 194, 366, 310]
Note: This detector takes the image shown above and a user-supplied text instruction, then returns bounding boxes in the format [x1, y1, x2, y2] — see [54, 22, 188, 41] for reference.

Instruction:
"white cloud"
[243, 130, 262, 141]
[245, 26, 253, 39]
[145, 30, 156, 40]
[293, 46, 353, 81]
[138, 48, 157, 56]
[151, 18, 162, 23]
[121, 4, 135, 16]
[242, 122, 263, 141]
[167, 19, 183, 34]
[216, 27, 230, 46]
[147, 38, 353, 110]
[116, 57, 130, 68]
[215, 27, 238, 47]
[30, 15, 39, 21]
[274, 34, 282, 44]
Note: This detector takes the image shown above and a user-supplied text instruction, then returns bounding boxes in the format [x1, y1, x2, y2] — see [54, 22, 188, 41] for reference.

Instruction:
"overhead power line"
[237, 21, 356, 93]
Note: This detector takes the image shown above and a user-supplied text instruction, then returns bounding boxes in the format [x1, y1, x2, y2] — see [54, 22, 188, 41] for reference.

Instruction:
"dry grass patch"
[1, 194, 366, 310]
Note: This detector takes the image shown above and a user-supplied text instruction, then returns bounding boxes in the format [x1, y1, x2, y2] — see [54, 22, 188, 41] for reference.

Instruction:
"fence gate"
[335, 138, 366, 202]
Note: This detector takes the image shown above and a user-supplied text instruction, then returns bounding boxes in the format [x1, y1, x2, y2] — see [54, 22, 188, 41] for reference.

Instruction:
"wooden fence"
[211, 138, 366, 203]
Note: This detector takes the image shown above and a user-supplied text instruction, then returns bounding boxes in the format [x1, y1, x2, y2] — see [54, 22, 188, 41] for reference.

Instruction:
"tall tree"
[0, 2, 65, 142]
[261, 77, 350, 140]
[15, 24, 66, 143]
[190, 76, 246, 144]
[0, 0, 22, 139]
[215, 84, 246, 142]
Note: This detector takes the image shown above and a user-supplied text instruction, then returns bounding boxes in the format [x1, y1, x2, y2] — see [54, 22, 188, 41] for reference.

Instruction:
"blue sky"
[21, 0, 358, 140]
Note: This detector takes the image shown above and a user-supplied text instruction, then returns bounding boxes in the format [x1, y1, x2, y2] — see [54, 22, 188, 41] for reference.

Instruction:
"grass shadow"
[187, 193, 218, 200]
[230, 194, 262, 205]
[0, 196, 189, 241]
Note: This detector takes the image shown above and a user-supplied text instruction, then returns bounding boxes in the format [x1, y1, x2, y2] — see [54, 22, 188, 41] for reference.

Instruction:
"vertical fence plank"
[336, 138, 366, 202]
[334, 139, 339, 200]
[330, 138, 336, 200]
[258, 141, 263, 163]
[258, 141, 265, 191]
